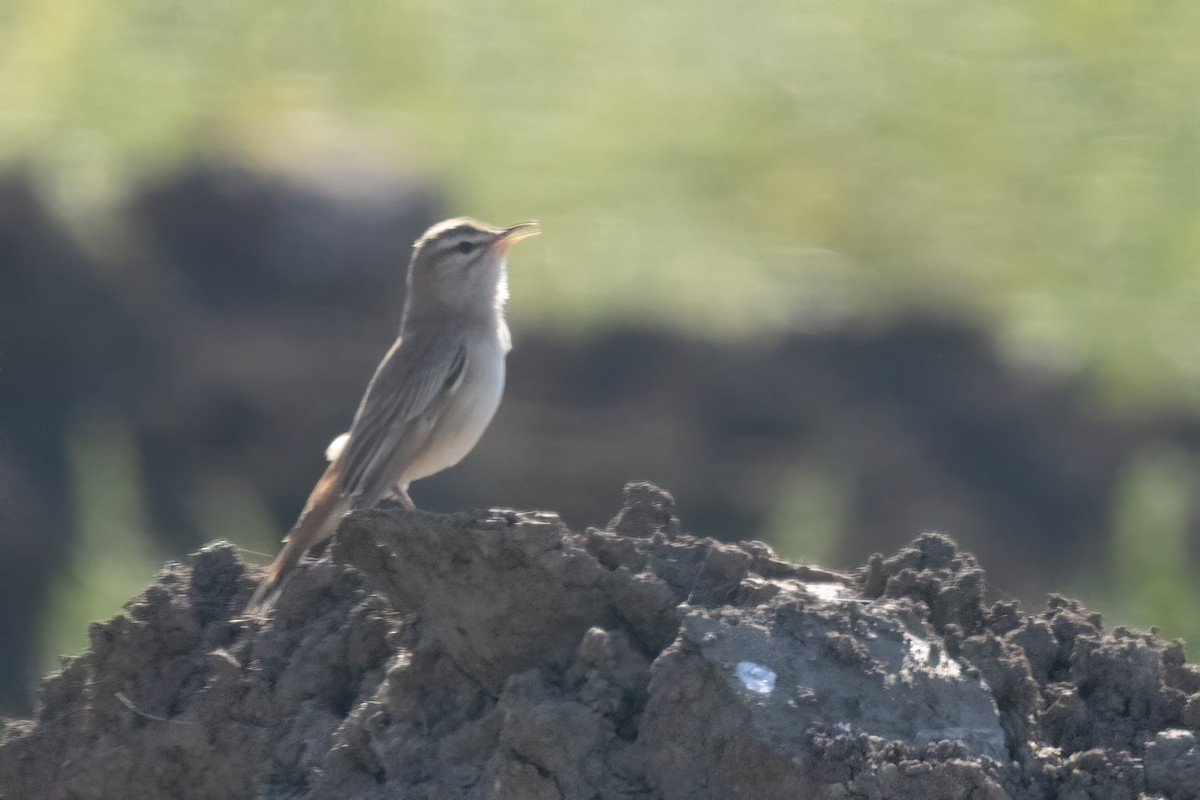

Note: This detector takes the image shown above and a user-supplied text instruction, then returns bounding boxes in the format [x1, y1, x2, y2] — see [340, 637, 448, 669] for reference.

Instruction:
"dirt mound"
[3, 483, 1199, 799]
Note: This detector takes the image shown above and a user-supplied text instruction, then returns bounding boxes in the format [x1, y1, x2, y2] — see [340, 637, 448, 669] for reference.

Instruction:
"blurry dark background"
[4, 2, 1200, 713]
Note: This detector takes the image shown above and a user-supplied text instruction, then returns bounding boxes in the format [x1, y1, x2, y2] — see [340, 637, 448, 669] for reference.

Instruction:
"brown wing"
[337, 333, 467, 506]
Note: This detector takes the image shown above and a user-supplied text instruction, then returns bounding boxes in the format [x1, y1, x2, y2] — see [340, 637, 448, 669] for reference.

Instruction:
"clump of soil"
[3, 483, 1199, 799]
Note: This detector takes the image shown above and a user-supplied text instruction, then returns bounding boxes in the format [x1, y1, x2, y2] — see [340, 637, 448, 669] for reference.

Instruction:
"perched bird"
[246, 217, 539, 612]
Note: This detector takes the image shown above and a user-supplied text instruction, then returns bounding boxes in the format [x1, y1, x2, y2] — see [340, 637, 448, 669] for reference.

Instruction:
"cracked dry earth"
[3, 482, 1200, 799]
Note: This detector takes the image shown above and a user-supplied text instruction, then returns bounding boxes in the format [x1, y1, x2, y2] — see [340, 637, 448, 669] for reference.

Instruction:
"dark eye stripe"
[433, 232, 488, 256]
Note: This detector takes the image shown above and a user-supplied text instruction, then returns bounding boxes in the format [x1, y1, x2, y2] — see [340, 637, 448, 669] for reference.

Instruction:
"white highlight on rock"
[801, 582, 843, 602]
[736, 661, 777, 694]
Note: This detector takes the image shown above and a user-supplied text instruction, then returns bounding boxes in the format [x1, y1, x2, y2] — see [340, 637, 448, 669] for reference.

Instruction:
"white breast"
[401, 333, 507, 483]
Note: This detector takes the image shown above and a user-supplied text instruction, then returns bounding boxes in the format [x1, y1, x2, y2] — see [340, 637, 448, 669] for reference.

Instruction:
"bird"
[245, 217, 540, 613]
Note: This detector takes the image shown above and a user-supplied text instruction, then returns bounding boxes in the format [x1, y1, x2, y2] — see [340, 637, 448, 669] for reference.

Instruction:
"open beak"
[493, 221, 540, 251]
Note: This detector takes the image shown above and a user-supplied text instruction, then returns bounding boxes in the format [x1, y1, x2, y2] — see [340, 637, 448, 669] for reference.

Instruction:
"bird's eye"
[456, 241, 476, 255]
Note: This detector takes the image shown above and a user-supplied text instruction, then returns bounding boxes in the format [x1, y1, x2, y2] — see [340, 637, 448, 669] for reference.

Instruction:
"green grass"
[40, 417, 164, 668]
[1097, 446, 1200, 650]
[763, 461, 850, 567]
[3, 0, 1200, 404]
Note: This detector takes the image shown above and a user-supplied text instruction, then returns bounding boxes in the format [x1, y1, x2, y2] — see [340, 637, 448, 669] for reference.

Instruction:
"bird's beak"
[493, 221, 540, 251]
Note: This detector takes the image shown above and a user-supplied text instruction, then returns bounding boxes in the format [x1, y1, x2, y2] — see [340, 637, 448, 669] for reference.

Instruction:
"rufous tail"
[244, 464, 349, 615]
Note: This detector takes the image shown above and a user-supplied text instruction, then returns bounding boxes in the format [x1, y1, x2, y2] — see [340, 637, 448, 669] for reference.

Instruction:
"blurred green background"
[7, 0, 1200, 376]
[4, 0, 1200, 706]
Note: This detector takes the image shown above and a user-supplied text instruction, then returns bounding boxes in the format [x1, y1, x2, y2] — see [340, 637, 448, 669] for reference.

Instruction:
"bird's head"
[407, 217, 539, 315]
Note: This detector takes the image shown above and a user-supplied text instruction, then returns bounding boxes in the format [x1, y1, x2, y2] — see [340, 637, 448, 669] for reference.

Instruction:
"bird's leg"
[397, 484, 416, 511]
